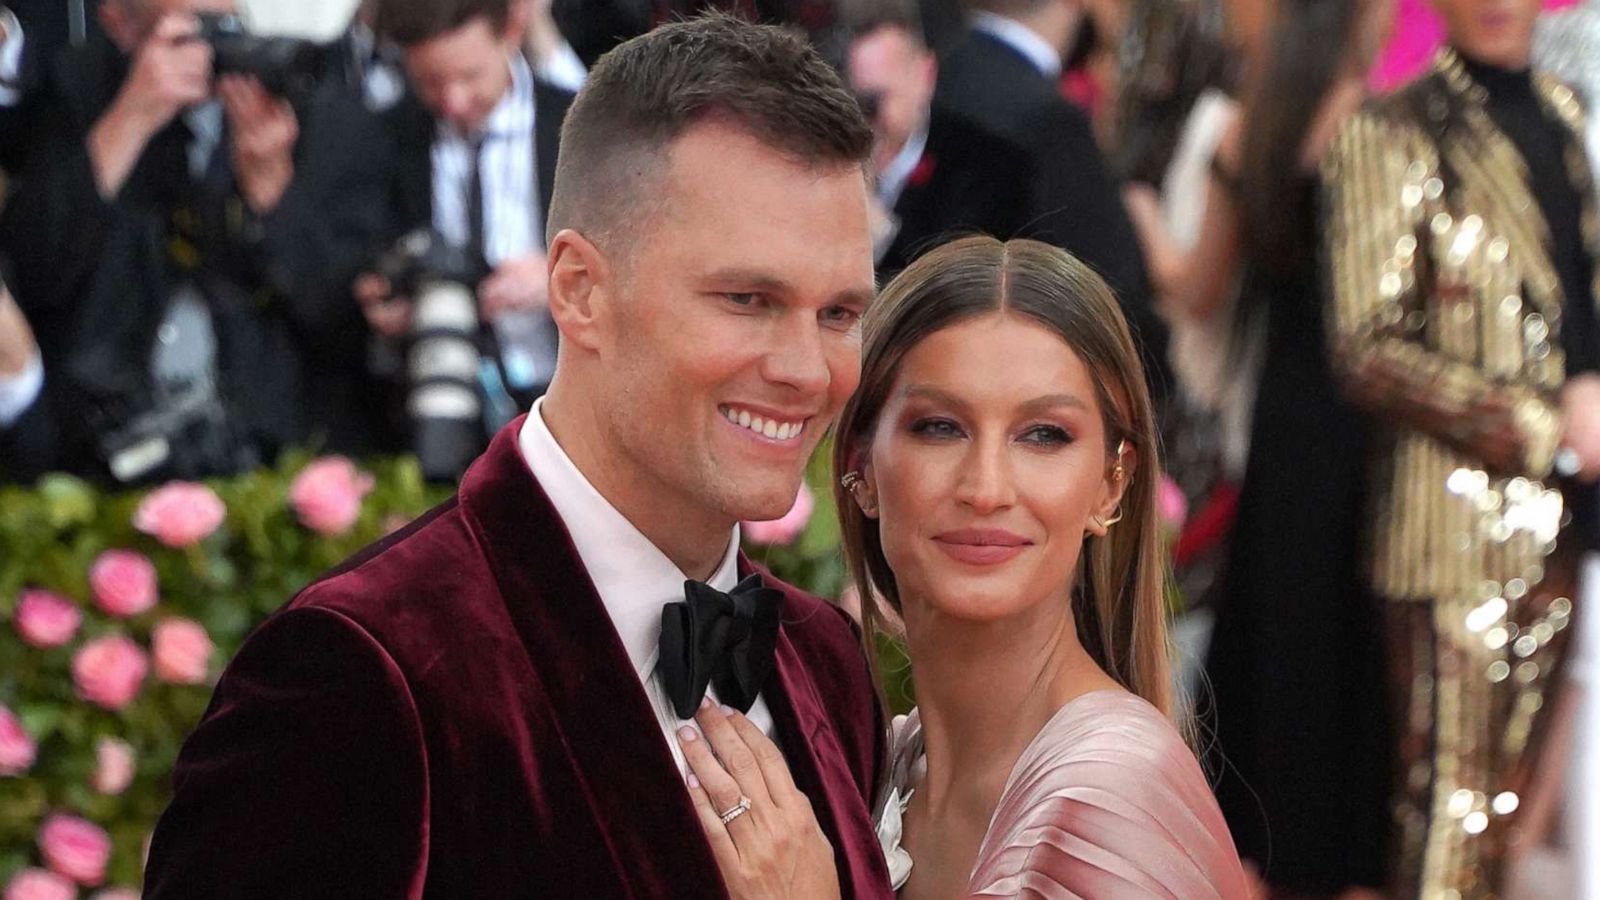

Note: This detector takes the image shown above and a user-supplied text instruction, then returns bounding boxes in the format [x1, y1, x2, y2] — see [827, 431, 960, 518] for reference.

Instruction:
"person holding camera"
[0, 0, 396, 483]
[353, 0, 575, 481]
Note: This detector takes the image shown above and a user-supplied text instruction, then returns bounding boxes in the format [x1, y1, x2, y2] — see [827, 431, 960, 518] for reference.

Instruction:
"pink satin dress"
[885, 690, 1248, 899]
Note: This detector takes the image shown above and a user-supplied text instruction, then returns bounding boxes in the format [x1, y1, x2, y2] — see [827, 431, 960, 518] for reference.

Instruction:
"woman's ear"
[1087, 440, 1136, 537]
[844, 449, 881, 519]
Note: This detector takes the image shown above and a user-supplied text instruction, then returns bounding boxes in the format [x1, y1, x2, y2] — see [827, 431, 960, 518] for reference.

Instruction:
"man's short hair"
[838, 0, 926, 46]
[545, 13, 873, 257]
[961, 0, 1052, 18]
[375, 0, 509, 47]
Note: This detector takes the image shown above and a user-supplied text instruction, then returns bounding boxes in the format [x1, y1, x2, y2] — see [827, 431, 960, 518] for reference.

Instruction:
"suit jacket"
[1322, 48, 1598, 602]
[145, 417, 894, 899]
[879, 106, 1032, 279]
[936, 30, 1168, 396]
[0, 35, 397, 476]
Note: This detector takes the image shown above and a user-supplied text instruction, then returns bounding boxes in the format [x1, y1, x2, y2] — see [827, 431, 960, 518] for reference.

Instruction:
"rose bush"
[0, 454, 447, 891]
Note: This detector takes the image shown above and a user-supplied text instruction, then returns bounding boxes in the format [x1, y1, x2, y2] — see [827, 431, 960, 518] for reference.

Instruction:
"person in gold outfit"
[1321, 0, 1599, 896]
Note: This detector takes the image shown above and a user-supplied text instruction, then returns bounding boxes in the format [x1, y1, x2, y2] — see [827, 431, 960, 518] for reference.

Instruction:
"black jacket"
[383, 73, 574, 248]
[0, 35, 395, 481]
[879, 106, 1032, 279]
[936, 29, 1168, 396]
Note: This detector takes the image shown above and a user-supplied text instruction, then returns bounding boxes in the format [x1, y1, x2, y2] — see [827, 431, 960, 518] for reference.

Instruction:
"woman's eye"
[1020, 425, 1073, 446]
[910, 418, 963, 439]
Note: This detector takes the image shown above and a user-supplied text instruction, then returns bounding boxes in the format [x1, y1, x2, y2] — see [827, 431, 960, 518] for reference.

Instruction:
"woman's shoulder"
[969, 690, 1248, 900]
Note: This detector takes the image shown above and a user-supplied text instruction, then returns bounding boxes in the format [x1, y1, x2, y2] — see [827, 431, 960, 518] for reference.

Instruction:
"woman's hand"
[676, 700, 840, 900]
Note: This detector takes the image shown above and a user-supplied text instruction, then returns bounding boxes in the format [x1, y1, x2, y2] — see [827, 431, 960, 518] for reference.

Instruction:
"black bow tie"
[659, 574, 784, 720]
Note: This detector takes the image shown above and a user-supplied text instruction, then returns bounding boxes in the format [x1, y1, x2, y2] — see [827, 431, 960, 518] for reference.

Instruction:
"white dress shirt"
[518, 398, 775, 778]
[431, 52, 541, 264]
[0, 7, 23, 106]
[970, 11, 1062, 79]
[0, 351, 42, 428]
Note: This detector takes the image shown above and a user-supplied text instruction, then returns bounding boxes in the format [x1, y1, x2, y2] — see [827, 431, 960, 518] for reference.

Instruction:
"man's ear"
[502, 0, 532, 48]
[547, 228, 613, 354]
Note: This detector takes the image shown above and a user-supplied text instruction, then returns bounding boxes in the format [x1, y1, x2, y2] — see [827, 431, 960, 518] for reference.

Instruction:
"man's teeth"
[721, 407, 806, 441]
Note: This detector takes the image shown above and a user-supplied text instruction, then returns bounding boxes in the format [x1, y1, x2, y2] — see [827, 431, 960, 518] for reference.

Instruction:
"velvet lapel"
[458, 418, 730, 899]
[741, 557, 888, 900]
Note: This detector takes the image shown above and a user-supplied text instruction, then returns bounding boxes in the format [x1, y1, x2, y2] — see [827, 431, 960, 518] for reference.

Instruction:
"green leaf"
[36, 475, 98, 530]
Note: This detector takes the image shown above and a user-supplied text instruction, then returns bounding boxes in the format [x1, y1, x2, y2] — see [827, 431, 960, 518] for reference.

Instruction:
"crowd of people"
[0, 0, 1597, 897]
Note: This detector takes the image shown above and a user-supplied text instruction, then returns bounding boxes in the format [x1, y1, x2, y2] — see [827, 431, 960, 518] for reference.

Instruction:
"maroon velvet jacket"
[144, 419, 893, 899]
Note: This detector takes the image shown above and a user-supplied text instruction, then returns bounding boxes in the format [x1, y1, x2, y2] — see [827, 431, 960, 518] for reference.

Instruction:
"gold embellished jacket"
[1322, 49, 1600, 602]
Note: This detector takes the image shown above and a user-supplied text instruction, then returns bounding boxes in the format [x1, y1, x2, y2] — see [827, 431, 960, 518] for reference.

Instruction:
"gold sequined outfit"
[1321, 49, 1593, 898]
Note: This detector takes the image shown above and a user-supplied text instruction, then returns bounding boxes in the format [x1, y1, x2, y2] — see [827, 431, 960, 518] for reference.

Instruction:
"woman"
[674, 236, 1246, 898]
[1187, 1, 1396, 896]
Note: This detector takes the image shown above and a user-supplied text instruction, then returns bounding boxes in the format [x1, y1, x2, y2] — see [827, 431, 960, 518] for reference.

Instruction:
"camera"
[90, 378, 254, 485]
[194, 12, 326, 98]
[374, 229, 494, 483]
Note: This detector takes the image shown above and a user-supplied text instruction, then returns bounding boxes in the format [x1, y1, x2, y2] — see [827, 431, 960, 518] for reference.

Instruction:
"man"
[1322, 0, 1595, 894]
[935, 0, 1165, 391]
[842, 0, 1030, 279]
[145, 15, 892, 899]
[355, 0, 575, 479]
[0, 0, 393, 481]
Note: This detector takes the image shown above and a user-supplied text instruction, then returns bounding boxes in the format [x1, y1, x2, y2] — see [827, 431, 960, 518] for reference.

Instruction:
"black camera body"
[374, 230, 493, 483]
[194, 12, 325, 98]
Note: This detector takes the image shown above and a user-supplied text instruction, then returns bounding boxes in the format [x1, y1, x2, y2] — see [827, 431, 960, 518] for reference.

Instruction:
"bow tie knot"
[659, 574, 784, 720]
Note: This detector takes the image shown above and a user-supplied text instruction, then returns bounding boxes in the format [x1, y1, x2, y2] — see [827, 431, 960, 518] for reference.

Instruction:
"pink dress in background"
[885, 690, 1247, 899]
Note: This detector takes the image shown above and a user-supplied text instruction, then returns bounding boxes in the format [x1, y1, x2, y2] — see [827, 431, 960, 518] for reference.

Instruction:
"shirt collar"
[971, 12, 1062, 79]
[518, 398, 742, 681]
[876, 117, 931, 210]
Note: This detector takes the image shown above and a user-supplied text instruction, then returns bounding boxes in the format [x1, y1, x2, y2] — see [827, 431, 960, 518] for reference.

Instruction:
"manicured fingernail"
[720, 704, 734, 716]
[678, 725, 697, 742]
[700, 697, 713, 710]
[688, 774, 700, 789]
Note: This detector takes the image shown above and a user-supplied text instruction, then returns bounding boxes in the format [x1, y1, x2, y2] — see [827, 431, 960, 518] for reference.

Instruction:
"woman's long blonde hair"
[833, 236, 1174, 716]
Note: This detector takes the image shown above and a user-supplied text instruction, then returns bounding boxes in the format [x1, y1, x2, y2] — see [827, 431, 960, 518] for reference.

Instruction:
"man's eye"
[724, 293, 759, 307]
[821, 306, 861, 326]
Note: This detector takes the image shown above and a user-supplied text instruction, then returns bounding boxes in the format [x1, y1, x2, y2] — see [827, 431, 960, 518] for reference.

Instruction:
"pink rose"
[289, 457, 376, 536]
[0, 704, 37, 776]
[14, 590, 82, 648]
[88, 552, 157, 619]
[133, 481, 226, 548]
[1157, 475, 1189, 530]
[38, 815, 109, 886]
[151, 618, 213, 685]
[742, 483, 815, 546]
[72, 637, 148, 711]
[3, 869, 74, 900]
[91, 738, 135, 796]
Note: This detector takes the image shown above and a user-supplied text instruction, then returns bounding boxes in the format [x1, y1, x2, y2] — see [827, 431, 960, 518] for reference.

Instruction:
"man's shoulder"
[283, 493, 491, 634]
[926, 107, 1032, 169]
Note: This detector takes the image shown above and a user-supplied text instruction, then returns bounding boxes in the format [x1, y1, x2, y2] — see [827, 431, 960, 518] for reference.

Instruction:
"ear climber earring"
[1111, 439, 1129, 482]
[840, 471, 865, 493]
[1101, 506, 1125, 527]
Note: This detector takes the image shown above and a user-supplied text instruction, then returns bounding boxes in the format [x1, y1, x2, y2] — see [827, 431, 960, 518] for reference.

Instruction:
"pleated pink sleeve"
[966, 691, 1248, 900]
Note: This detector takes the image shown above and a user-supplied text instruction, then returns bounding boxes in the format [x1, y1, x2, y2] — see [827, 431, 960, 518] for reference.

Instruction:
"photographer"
[356, 0, 573, 480]
[0, 0, 395, 482]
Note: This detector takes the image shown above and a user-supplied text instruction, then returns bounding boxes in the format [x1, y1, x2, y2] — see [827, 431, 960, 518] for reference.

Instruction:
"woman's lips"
[932, 529, 1031, 566]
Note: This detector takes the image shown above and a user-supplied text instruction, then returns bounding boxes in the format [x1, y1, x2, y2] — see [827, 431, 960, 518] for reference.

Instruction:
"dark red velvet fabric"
[144, 418, 892, 899]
